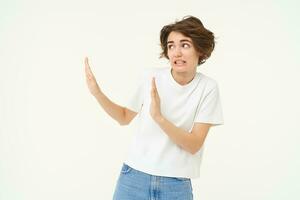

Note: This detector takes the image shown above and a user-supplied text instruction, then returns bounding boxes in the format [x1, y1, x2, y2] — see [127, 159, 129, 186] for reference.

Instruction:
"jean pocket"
[120, 163, 132, 174]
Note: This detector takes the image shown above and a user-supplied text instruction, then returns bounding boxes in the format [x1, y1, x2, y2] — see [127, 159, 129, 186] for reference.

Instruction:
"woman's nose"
[174, 47, 182, 57]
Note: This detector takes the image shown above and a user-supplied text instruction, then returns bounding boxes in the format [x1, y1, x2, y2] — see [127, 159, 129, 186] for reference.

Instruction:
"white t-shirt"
[124, 67, 224, 179]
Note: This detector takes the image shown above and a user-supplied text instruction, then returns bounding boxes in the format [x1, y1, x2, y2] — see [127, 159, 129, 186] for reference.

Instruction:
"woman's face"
[167, 31, 202, 74]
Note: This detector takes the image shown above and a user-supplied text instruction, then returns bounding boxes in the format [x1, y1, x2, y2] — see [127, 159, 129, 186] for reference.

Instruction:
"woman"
[85, 16, 224, 200]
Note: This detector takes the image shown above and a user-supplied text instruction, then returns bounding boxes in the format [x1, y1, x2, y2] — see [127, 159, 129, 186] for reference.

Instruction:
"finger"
[151, 89, 158, 103]
[84, 57, 90, 71]
[84, 58, 94, 78]
[152, 77, 159, 97]
[85, 66, 93, 79]
[84, 57, 89, 71]
[151, 82, 154, 93]
[84, 57, 90, 69]
[152, 77, 157, 92]
[151, 78, 157, 95]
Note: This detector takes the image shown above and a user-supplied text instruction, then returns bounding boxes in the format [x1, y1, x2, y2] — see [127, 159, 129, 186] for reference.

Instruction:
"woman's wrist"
[154, 114, 165, 125]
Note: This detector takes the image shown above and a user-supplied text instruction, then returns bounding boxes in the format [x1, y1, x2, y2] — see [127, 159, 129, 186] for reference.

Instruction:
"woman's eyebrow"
[180, 39, 192, 43]
[167, 39, 192, 44]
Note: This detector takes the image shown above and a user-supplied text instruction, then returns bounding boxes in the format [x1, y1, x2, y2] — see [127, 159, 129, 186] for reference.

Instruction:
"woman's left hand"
[150, 77, 163, 123]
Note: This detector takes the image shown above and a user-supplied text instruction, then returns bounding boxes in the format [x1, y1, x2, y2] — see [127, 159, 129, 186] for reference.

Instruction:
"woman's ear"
[198, 52, 205, 60]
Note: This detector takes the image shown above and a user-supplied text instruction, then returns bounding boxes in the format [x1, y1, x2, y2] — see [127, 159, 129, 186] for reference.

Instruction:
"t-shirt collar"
[167, 67, 200, 90]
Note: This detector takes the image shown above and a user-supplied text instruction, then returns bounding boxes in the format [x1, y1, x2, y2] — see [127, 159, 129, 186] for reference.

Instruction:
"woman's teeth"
[175, 60, 185, 65]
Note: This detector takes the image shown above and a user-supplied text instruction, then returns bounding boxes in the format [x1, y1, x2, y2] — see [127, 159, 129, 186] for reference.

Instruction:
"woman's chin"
[172, 65, 189, 73]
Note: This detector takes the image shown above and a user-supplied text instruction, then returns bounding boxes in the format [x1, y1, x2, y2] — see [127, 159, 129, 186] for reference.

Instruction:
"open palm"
[84, 57, 101, 96]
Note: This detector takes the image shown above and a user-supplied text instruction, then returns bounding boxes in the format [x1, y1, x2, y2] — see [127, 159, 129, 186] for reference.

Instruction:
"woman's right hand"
[84, 57, 101, 96]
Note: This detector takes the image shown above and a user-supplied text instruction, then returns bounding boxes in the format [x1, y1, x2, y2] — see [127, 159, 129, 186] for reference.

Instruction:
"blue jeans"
[113, 163, 193, 200]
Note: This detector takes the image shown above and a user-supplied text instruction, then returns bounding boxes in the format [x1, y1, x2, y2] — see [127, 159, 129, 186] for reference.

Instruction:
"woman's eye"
[182, 43, 190, 48]
[168, 45, 174, 49]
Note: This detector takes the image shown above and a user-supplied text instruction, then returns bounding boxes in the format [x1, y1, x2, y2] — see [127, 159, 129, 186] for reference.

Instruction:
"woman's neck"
[171, 68, 196, 86]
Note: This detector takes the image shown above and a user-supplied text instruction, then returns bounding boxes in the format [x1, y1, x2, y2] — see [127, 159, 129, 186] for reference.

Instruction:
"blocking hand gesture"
[150, 77, 162, 122]
[84, 57, 101, 96]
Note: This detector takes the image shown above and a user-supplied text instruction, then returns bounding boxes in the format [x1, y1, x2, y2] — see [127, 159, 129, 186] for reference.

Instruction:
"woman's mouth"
[174, 60, 186, 65]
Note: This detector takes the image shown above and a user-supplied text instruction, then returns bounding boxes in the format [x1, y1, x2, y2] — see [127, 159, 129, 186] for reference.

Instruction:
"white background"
[1, 0, 299, 199]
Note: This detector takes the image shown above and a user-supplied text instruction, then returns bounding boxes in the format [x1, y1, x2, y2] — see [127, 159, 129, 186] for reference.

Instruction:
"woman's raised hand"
[84, 57, 101, 96]
[150, 77, 162, 123]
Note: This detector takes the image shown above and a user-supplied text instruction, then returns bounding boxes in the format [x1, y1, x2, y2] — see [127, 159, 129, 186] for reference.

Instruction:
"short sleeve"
[194, 83, 224, 126]
[125, 71, 147, 113]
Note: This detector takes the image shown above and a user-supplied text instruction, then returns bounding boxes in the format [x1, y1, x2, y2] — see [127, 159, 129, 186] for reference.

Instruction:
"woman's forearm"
[93, 91, 126, 125]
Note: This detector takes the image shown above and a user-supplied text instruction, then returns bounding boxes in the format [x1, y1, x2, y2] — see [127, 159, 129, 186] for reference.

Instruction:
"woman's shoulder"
[198, 72, 219, 90]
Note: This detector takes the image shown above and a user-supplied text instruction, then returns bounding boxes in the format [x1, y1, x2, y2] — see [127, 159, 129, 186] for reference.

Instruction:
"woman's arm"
[93, 92, 137, 125]
[150, 77, 211, 154]
[84, 57, 137, 125]
[156, 117, 211, 154]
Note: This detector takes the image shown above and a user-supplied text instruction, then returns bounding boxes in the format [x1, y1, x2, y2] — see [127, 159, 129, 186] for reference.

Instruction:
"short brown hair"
[160, 16, 215, 65]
